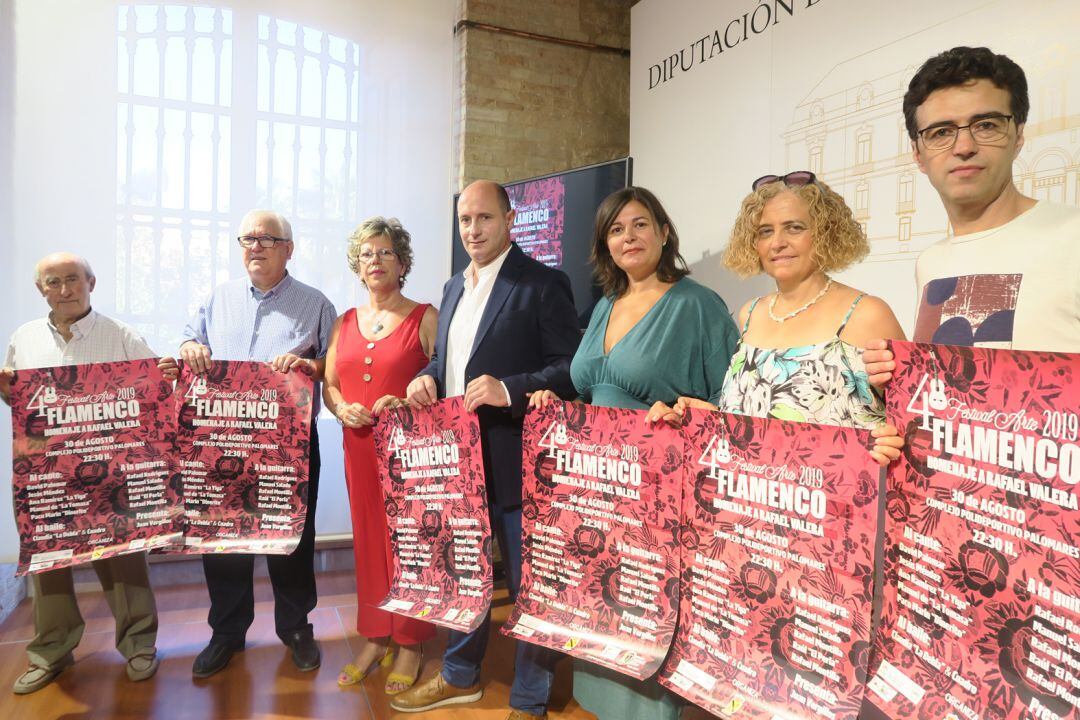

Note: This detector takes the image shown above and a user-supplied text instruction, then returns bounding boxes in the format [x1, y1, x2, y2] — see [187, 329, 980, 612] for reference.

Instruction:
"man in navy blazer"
[393, 180, 579, 719]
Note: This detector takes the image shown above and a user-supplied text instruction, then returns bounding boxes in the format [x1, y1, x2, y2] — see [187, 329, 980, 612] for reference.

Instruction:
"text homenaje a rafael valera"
[869, 341, 1079, 720]
[11, 359, 180, 575]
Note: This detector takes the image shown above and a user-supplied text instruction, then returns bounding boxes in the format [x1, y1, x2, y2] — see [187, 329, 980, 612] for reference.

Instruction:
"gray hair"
[240, 209, 293, 240]
[346, 216, 414, 287]
[34, 253, 96, 286]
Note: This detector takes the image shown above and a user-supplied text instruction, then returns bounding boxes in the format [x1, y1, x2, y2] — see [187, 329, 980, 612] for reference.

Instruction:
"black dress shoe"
[283, 630, 321, 671]
[192, 639, 243, 678]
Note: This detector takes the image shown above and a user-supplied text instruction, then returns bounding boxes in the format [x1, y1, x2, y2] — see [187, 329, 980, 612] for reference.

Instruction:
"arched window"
[808, 145, 823, 175]
[117, 5, 235, 347]
[856, 85, 873, 111]
[855, 181, 869, 219]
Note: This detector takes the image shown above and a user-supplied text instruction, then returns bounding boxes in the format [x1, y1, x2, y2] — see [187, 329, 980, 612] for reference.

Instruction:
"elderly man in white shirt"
[0, 252, 177, 694]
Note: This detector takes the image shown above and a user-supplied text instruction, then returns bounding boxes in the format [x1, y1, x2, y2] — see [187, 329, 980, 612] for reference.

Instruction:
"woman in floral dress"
[679, 171, 906, 464]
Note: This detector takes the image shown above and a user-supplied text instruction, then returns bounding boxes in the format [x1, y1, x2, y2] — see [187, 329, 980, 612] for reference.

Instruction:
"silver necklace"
[768, 278, 833, 323]
[371, 310, 389, 334]
[370, 297, 405, 334]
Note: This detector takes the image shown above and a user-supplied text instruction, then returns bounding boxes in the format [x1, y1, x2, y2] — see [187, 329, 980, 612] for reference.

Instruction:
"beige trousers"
[26, 551, 158, 668]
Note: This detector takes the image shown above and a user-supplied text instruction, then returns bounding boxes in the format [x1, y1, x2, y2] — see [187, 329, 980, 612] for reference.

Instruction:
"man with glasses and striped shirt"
[180, 209, 337, 679]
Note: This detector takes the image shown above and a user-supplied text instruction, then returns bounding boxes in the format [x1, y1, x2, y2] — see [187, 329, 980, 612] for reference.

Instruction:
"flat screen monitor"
[451, 157, 632, 324]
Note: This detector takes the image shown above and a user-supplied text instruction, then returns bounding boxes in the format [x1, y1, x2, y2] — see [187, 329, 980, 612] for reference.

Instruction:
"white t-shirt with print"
[914, 201, 1080, 352]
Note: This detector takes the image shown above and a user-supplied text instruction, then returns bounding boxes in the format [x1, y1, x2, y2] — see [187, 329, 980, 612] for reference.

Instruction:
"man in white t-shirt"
[867, 46, 1080, 382]
[860, 46, 1080, 720]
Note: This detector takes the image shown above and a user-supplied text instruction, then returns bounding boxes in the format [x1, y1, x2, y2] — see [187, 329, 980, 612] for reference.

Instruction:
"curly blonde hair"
[723, 179, 868, 278]
[346, 216, 414, 287]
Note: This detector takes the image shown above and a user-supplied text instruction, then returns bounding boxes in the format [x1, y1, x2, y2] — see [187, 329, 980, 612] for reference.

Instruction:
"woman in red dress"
[323, 217, 438, 694]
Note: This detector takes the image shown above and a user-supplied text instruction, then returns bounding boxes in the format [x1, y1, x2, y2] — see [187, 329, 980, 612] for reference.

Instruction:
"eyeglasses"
[751, 171, 817, 191]
[358, 248, 398, 263]
[916, 115, 1013, 151]
[237, 235, 290, 249]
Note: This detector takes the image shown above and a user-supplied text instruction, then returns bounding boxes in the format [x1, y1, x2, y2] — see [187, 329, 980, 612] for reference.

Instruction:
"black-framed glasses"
[357, 248, 398, 263]
[916, 114, 1013, 151]
[237, 235, 290, 249]
[752, 171, 817, 191]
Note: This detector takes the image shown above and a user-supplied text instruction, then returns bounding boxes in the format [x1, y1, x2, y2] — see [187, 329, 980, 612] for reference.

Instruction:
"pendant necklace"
[370, 297, 403, 335]
[768, 278, 833, 323]
[371, 310, 389, 335]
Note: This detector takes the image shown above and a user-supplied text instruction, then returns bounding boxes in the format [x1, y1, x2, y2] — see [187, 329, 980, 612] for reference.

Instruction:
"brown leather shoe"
[389, 670, 482, 712]
[507, 710, 547, 720]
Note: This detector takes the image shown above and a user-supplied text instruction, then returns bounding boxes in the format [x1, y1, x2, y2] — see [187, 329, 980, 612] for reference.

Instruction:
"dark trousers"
[441, 504, 559, 715]
[202, 425, 321, 645]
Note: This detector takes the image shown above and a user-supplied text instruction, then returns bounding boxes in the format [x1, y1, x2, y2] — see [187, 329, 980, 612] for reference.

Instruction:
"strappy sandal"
[337, 645, 394, 688]
[384, 644, 423, 695]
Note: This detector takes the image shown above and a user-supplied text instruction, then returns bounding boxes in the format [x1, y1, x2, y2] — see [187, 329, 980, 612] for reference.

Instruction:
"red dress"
[336, 303, 435, 644]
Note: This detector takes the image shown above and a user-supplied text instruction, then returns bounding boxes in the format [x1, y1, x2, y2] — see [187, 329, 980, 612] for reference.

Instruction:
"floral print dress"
[718, 294, 885, 429]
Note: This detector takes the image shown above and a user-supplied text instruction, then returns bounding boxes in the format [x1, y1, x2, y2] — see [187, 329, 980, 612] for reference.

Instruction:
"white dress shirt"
[445, 244, 513, 402]
[5, 310, 155, 370]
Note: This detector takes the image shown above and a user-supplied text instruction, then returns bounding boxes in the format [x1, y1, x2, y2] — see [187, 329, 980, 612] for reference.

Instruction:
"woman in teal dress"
[531, 186, 738, 720]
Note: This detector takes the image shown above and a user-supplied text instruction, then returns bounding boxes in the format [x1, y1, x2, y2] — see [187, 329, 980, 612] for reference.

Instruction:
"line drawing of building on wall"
[781, 44, 1080, 267]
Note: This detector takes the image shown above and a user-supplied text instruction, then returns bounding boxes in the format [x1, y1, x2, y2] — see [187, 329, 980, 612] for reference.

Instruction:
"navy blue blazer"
[419, 242, 579, 508]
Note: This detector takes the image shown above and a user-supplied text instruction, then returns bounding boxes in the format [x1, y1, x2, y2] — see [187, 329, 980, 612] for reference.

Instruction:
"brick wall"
[454, 0, 633, 188]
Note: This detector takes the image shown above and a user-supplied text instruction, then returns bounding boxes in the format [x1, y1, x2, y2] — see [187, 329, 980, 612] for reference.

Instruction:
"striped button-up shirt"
[183, 273, 336, 416]
[182, 273, 336, 363]
[5, 310, 155, 370]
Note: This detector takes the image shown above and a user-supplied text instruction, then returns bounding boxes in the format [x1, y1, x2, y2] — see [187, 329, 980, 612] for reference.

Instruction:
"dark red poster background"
[509, 176, 565, 268]
[659, 409, 880, 719]
[174, 361, 314, 555]
[868, 341, 1080, 720]
[373, 397, 491, 633]
[503, 400, 683, 681]
[10, 359, 180, 575]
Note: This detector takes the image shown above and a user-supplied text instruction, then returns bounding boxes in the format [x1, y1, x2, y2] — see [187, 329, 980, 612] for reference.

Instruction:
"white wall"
[0, 0, 455, 561]
[630, 0, 1080, 327]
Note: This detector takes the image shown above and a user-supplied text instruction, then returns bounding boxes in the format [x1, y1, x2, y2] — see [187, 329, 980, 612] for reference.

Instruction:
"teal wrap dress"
[569, 277, 738, 720]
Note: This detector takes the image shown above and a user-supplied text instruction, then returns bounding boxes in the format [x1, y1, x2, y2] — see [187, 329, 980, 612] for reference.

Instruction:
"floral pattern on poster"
[373, 397, 492, 633]
[173, 361, 313, 555]
[10, 359, 181, 575]
[659, 409, 880, 719]
[868, 341, 1080, 720]
[503, 400, 684, 681]
[509, 176, 566, 267]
